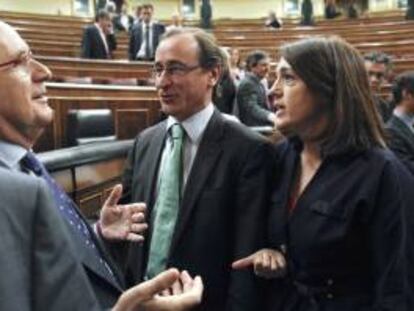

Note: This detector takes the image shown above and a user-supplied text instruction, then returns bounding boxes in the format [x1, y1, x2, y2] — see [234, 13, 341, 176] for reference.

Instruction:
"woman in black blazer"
[233, 36, 414, 311]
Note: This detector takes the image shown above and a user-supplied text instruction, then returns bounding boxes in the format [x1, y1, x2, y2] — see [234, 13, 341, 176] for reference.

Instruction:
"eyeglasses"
[0, 50, 33, 72]
[152, 62, 200, 78]
[368, 71, 385, 80]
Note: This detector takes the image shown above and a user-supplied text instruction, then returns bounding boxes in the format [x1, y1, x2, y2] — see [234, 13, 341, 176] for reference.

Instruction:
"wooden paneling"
[34, 97, 160, 152]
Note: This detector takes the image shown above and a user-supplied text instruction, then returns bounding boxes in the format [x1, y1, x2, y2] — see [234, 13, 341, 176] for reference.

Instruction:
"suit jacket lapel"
[143, 123, 167, 210]
[65, 207, 124, 292]
[392, 116, 414, 150]
[170, 111, 224, 252]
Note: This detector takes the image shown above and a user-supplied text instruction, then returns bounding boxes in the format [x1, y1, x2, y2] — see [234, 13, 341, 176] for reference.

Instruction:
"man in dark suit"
[386, 71, 414, 175]
[0, 20, 203, 311]
[237, 50, 276, 127]
[364, 51, 393, 122]
[118, 28, 275, 311]
[129, 3, 165, 61]
[113, 4, 134, 32]
[81, 9, 117, 59]
[200, 0, 212, 29]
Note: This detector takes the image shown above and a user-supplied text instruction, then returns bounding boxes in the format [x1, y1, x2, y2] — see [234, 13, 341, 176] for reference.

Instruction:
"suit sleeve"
[237, 81, 272, 125]
[367, 160, 410, 310]
[32, 180, 101, 311]
[128, 27, 138, 60]
[107, 33, 117, 54]
[387, 127, 414, 175]
[226, 140, 277, 311]
[81, 27, 92, 58]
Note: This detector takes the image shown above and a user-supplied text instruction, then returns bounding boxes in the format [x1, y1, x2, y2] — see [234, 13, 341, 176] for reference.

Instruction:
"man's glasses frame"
[152, 62, 201, 78]
[0, 50, 33, 72]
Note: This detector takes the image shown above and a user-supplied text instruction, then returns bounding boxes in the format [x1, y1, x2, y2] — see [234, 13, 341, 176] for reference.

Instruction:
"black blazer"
[128, 22, 165, 60]
[118, 110, 276, 311]
[266, 140, 410, 311]
[386, 114, 414, 175]
[237, 73, 273, 126]
[81, 24, 117, 59]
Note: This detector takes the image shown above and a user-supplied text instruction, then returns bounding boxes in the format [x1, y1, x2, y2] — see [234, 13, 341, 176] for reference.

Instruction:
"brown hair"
[160, 27, 224, 71]
[280, 36, 386, 155]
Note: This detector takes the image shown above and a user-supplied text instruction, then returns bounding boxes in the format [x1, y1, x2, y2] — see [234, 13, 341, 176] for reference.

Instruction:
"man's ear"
[208, 65, 221, 87]
[402, 89, 413, 101]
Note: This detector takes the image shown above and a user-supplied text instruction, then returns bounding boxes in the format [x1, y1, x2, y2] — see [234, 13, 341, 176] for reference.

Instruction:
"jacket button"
[326, 293, 334, 299]
[326, 278, 334, 286]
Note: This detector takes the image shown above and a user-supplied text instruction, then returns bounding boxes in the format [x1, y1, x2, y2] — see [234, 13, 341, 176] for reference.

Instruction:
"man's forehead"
[0, 23, 28, 62]
[367, 62, 386, 73]
[155, 34, 199, 62]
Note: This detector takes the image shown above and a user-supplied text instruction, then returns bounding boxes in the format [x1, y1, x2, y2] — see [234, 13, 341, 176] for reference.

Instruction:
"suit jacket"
[200, 0, 212, 29]
[0, 168, 101, 311]
[128, 22, 165, 60]
[386, 114, 414, 175]
[237, 73, 273, 126]
[113, 14, 134, 32]
[0, 151, 124, 309]
[266, 139, 410, 311]
[81, 24, 117, 59]
[117, 110, 276, 311]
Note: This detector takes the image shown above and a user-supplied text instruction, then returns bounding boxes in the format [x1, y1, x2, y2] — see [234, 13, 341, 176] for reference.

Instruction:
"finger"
[130, 223, 148, 233]
[253, 253, 265, 276]
[126, 232, 145, 242]
[122, 203, 147, 214]
[161, 288, 171, 296]
[262, 252, 271, 269]
[114, 268, 179, 309]
[270, 254, 277, 272]
[180, 270, 194, 292]
[183, 275, 203, 305]
[104, 184, 123, 207]
[171, 279, 183, 295]
[231, 255, 255, 270]
[275, 253, 286, 269]
[131, 212, 146, 223]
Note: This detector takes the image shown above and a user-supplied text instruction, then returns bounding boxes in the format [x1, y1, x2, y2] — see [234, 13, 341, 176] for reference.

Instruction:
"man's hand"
[232, 248, 286, 279]
[112, 269, 203, 311]
[99, 184, 147, 242]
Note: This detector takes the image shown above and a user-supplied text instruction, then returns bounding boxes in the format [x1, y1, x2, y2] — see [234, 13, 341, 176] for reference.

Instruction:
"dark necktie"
[145, 24, 151, 59]
[21, 151, 115, 279]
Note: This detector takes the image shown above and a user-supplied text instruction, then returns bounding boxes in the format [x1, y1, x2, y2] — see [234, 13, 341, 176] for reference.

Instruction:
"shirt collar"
[142, 21, 154, 29]
[0, 140, 28, 170]
[394, 110, 414, 129]
[166, 103, 214, 144]
[94, 23, 105, 34]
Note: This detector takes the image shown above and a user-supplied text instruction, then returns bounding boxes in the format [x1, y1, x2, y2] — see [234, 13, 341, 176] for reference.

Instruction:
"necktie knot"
[21, 151, 43, 176]
[170, 123, 184, 140]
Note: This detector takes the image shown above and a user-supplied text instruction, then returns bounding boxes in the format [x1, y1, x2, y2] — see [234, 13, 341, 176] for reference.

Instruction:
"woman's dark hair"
[280, 36, 386, 155]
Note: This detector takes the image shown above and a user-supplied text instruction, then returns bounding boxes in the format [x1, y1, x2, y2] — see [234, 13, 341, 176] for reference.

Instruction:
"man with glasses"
[0, 20, 203, 311]
[116, 27, 275, 311]
[129, 3, 165, 61]
[364, 51, 393, 122]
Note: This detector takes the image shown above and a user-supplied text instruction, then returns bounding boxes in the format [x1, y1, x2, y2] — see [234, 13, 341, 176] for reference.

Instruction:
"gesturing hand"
[232, 248, 287, 279]
[99, 184, 148, 242]
[113, 269, 203, 311]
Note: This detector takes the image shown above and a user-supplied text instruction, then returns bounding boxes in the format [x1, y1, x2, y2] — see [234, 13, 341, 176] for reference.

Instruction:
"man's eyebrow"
[276, 66, 291, 74]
